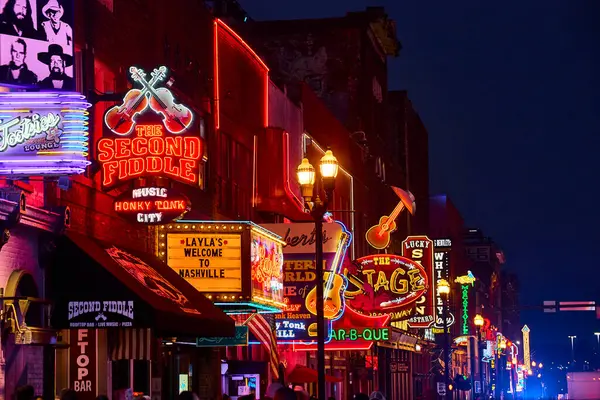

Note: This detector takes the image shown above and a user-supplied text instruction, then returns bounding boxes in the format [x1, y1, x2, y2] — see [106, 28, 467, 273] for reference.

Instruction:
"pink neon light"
[213, 21, 220, 130]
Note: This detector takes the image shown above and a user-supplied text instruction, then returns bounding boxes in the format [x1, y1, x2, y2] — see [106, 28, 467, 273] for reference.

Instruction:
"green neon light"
[462, 284, 469, 335]
[330, 327, 390, 342]
[214, 302, 281, 313]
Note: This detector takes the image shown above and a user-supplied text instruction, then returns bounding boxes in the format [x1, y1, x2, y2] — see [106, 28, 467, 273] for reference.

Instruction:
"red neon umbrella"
[287, 365, 343, 383]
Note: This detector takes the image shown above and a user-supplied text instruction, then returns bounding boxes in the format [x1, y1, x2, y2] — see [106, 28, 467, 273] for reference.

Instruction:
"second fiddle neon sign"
[99, 66, 202, 188]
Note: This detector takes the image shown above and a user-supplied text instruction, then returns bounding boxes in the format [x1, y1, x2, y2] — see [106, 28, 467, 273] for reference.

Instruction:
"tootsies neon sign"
[97, 66, 203, 188]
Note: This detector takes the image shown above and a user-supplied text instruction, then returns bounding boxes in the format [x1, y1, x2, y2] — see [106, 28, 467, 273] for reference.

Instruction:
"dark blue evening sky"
[239, 0, 600, 360]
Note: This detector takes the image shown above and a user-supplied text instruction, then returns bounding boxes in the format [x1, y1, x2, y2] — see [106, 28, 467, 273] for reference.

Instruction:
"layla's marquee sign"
[67, 300, 134, 328]
[98, 66, 203, 188]
[159, 222, 285, 311]
[344, 254, 428, 322]
[0, 91, 91, 176]
[167, 232, 243, 292]
[114, 186, 191, 224]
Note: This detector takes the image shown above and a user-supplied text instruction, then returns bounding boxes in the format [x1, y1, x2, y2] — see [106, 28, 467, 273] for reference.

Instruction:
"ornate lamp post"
[474, 314, 485, 396]
[437, 279, 451, 394]
[297, 149, 338, 400]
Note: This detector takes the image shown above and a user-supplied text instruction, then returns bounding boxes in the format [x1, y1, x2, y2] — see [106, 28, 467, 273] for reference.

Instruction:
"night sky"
[239, 0, 600, 363]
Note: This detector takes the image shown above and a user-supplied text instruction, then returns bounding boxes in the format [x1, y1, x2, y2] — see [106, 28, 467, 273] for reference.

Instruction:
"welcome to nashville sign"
[166, 233, 242, 292]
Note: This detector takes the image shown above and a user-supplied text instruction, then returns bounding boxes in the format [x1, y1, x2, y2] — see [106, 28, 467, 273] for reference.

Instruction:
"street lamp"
[474, 314, 485, 396]
[296, 149, 338, 400]
[437, 279, 451, 392]
[595, 332, 600, 349]
[568, 336, 577, 362]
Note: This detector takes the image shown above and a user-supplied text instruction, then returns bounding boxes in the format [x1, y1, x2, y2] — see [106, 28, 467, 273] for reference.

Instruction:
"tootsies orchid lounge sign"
[0, 91, 91, 176]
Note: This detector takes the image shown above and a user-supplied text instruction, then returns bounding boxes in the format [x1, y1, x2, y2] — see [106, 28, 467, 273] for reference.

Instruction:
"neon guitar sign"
[365, 186, 416, 250]
[98, 66, 202, 188]
[305, 228, 352, 324]
[105, 66, 193, 135]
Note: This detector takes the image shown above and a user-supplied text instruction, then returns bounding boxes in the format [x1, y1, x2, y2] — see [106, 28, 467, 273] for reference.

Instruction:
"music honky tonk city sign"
[97, 66, 203, 188]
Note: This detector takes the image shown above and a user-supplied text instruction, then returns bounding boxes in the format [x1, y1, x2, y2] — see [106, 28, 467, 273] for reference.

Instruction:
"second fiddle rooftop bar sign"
[97, 66, 203, 189]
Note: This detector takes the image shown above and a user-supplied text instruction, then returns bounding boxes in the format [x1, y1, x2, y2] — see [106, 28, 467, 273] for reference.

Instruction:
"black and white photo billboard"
[0, 0, 74, 89]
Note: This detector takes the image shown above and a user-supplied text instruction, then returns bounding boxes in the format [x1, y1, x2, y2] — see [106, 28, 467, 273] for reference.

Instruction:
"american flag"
[246, 314, 280, 379]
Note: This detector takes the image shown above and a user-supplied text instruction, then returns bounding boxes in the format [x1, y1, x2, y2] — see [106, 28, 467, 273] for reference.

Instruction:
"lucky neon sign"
[0, 92, 91, 176]
[98, 66, 202, 188]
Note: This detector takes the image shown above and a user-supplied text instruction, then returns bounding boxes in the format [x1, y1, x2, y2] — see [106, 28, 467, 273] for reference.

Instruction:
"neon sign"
[461, 284, 470, 335]
[99, 66, 203, 188]
[344, 254, 428, 321]
[0, 91, 91, 176]
[113, 186, 190, 224]
[455, 271, 476, 286]
[330, 327, 390, 342]
[251, 231, 284, 307]
[263, 222, 348, 343]
[433, 241, 455, 332]
[401, 236, 435, 328]
[365, 186, 416, 250]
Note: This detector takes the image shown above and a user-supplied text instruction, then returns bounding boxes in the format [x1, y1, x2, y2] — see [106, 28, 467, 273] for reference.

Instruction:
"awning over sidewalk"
[49, 231, 235, 338]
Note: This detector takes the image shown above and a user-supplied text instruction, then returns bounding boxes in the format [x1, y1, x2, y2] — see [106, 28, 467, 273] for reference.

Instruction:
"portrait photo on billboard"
[0, 0, 74, 88]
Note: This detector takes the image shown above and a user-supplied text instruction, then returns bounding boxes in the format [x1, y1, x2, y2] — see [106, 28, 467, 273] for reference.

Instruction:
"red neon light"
[216, 19, 269, 72]
[97, 126, 203, 187]
[114, 200, 187, 212]
[215, 19, 269, 127]
[213, 21, 220, 130]
[264, 72, 268, 127]
[292, 306, 390, 351]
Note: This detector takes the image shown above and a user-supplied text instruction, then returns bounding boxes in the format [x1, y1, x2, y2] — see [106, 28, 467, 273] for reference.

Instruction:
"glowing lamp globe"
[297, 158, 316, 186]
[437, 279, 450, 295]
[319, 150, 339, 179]
[474, 314, 484, 327]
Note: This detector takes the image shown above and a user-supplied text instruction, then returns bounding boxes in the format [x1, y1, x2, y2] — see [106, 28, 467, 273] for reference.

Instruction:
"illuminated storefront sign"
[461, 285, 469, 334]
[433, 239, 455, 333]
[455, 272, 475, 335]
[0, 91, 91, 176]
[166, 232, 242, 292]
[159, 221, 286, 311]
[330, 327, 390, 342]
[67, 300, 134, 328]
[250, 231, 284, 306]
[401, 236, 435, 328]
[98, 66, 203, 188]
[262, 222, 348, 343]
[344, 254, 428, 322]
[113, 186, 190, 224]
[293, 306, 390, 351]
